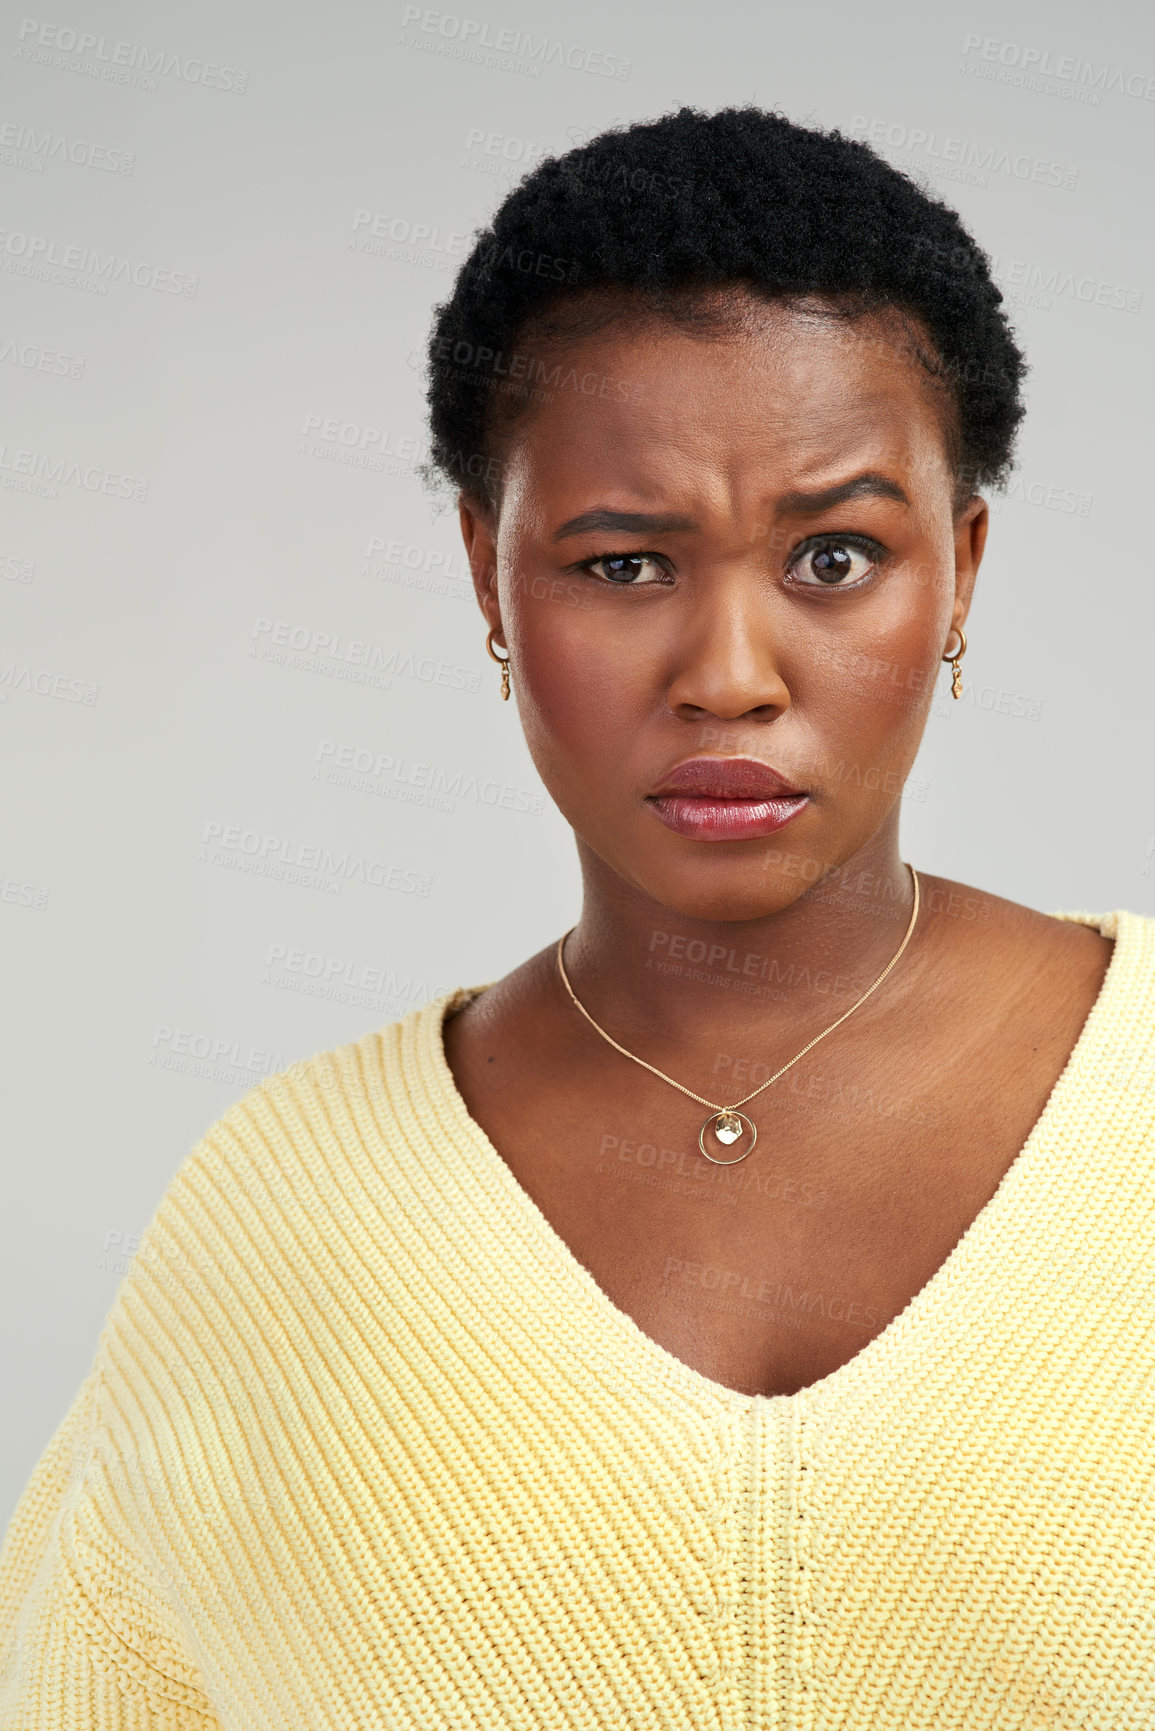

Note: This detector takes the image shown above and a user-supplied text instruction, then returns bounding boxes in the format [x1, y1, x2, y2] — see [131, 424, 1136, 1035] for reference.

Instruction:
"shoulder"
[79, 992, 486, 1462]
[185, 992, 474, 1201]
[98, 994, 472, 1348]
[911, 871, 1155, 1055]
[919, 873, 1155, 1084]
[915, 870, 1128, 972]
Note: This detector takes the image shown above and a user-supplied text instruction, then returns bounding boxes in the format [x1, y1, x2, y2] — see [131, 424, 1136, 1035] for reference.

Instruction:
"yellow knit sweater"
[3, 906, 1155, 1730]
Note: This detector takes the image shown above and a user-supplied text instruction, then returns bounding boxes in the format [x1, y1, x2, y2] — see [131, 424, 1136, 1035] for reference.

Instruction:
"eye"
[578, 549, 671, 586]
[787, 535, 881, 589]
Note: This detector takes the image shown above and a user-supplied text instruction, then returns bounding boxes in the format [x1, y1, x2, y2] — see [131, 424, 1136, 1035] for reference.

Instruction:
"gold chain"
[556, 863, 920, 1117]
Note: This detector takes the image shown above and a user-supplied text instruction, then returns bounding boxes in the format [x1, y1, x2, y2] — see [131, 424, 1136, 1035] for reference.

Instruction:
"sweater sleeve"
[0, 1349, 220, 1729]
[0, 1301, 223, 1731]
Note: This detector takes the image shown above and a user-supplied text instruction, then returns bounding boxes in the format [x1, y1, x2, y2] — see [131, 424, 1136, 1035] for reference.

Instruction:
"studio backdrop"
[2, 0, 1153, 1525]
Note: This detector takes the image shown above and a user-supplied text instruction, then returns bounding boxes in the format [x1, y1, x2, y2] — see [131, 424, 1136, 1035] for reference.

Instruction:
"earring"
[942, 625, 967, 699]
[485, 627, 511, 701]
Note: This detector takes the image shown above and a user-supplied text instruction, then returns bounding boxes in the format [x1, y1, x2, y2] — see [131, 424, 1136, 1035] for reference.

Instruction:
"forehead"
[501, 303, 953, 506]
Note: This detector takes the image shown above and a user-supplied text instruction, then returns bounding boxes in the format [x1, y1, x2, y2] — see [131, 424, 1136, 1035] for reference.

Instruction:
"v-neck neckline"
[410, 909, 1127, 1413]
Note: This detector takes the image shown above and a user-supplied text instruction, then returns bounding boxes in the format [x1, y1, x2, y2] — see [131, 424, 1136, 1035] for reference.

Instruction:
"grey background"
[2, 0, 1152, 1525]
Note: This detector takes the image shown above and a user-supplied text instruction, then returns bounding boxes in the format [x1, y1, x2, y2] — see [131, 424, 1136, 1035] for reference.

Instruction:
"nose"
[664, 582, 791, 723]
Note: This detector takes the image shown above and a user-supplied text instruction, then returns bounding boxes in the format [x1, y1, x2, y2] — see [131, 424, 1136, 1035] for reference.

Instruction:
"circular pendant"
[698, 1110, 758, 1165]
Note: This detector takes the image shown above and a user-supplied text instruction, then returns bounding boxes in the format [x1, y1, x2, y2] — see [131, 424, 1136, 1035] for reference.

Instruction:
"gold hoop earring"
[942, 624, 967, 700]
[485, 627, 511, 701]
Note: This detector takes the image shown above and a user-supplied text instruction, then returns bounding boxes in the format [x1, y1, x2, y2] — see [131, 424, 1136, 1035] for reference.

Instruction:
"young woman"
[3, 106, 1153, 1730]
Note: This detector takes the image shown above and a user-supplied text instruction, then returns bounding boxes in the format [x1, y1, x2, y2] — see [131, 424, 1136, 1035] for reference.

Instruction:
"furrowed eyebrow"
[551, 475, 908, 543]
[554, 481, 907, 540]
[552, 509, 699, 542]
[776, 472, 911, 513]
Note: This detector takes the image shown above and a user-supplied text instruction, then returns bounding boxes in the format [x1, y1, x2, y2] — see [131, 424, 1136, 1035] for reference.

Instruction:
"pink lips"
[647, 756, 809, 842]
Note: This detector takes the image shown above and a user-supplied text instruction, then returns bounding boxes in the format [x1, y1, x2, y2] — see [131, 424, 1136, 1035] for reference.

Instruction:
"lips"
[646, 756, 809, 842]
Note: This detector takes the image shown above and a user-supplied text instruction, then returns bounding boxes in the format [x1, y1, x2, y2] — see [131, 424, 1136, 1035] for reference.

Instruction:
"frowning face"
[461, 298, 986, 922]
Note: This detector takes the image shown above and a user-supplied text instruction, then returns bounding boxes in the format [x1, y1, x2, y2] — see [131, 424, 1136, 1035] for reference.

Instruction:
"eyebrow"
[551, 473, 909, 543]
[776, 471, 911, 513]
[552, 509, 699, 542]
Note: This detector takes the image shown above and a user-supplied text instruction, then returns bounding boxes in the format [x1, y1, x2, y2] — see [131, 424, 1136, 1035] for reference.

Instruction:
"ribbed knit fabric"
[3, 907, 1155, 1729]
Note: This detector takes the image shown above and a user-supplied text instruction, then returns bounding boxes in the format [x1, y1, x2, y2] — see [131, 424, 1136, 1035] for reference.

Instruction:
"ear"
[949, 495, 988, 640]
[458, 494, 503, 642]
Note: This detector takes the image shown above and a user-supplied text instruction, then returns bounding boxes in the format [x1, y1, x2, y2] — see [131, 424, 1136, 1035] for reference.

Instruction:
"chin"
[629, 862, 819, 925]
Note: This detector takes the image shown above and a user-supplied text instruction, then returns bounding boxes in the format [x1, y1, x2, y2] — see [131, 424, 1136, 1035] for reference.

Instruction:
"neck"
[562, 820, 919, 1066]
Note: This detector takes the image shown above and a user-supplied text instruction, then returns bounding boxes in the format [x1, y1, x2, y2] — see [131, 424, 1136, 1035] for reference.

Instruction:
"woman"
[2, 105, 1152, 1729]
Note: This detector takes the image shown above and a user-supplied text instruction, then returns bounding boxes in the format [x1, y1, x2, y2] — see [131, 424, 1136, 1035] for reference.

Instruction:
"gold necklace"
[556, 863, 921, 1166]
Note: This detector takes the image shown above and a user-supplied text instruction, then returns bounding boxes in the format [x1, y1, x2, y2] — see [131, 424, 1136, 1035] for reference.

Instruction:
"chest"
[449, 955, 1113, 1397]
[444, 918, 1114, 1399]
[508, 1065, 1040, 1396]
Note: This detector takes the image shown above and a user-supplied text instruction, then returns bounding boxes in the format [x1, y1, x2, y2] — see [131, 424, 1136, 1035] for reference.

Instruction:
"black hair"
[424, 104, 1026, 512]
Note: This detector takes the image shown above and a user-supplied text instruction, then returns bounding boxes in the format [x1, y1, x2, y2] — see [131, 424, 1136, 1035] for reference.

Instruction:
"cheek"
[809, 564, 951, 724]
[814, 634, 938, 726]
[506, 585, 657, 783]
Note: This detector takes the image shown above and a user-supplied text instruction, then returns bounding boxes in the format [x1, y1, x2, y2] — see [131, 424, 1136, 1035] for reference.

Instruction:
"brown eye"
[584, 552, 668, 585]
[788, 537, 878, 588]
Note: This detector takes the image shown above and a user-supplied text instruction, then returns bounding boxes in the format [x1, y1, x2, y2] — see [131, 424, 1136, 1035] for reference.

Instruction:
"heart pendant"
[698, 1110, 758, 1166]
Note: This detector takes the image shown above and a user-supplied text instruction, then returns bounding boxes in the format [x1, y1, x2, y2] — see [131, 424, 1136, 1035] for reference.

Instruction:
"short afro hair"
[425, 105, 1026, 513]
